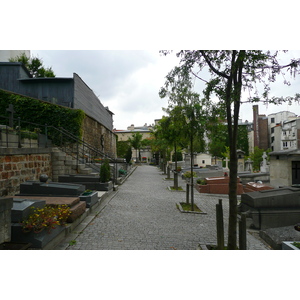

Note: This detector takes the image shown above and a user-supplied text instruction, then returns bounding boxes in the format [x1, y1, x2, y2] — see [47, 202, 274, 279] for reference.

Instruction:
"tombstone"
[244, 158, 253, 172]
[237, 150, 245, 172]
[0, 197, 13, 244]
[239, 187, 300, 230]
[11, 198, 46, 223]
[260, 152, 269, 173]
[224, 157, 229, 170]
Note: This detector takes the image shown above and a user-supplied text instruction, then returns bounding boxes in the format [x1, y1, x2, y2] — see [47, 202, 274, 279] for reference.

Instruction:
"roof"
[269, 149, 300, 156]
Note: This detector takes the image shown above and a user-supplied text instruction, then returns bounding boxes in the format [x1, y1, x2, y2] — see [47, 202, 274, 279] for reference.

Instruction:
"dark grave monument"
[239, 187, 300, 230]
[18, 180, 85, 196]
[58, 174, 113, 191]
[11, 198, 45, 223]
[0, 197, 13, 244]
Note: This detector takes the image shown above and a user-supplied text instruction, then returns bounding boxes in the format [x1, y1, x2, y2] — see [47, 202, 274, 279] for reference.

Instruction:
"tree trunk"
[190, 126, 194, 211]
[174, 142, 178, 189]
[227, 50, 245, 250]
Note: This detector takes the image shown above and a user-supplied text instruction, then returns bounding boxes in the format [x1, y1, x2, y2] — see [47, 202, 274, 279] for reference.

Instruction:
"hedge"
[0, 89, 85, 143]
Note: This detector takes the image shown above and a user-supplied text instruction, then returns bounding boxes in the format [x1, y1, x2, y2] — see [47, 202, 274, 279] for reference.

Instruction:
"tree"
[117, 140, 132, 163]
[128, 132, 143, 162]
[9, 53, 55, 77]
[160, 71, 207, 210]
[154, 114, 185, 189]
[161, 50, 300, 249]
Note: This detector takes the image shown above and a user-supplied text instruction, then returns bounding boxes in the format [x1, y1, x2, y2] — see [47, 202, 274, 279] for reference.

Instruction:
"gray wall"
[73, 73, 113, 130]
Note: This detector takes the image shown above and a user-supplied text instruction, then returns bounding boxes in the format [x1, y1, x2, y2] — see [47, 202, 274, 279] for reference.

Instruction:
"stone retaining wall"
[0, 148, 52, 197]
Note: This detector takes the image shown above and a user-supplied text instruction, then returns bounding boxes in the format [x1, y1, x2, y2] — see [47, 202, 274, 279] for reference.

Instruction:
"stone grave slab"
[181, 167, 224, 180]
[11, 198, 46, 223]
[13, 196, 86, 223]
[239, 187, 300, 229]
[18, 181, 85, 196]
[259, 225, 300, 250]
[197, 176, 244, 195]
[243, 182, 274, 193]
[58, 175, 113, 191]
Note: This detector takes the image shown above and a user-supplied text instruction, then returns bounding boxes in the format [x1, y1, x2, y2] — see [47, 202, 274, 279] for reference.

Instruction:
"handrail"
[0, 114, 117, 166]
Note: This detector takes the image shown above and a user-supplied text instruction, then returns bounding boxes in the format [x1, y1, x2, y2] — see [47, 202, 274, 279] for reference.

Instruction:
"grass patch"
[179, 202, 202, 212]
[69, 240, 77, 246]
[169, 186, 183, 191]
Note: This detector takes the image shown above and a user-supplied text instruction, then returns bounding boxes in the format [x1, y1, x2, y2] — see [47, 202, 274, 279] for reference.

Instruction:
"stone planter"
[10, 223, 65, 249]
[99, 181, 113, 191]
[282, 241, 300, 250]
[79, 191, 99, 208]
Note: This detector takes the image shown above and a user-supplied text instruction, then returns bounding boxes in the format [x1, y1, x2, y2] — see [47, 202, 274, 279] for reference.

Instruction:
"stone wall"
[82, 115, 117, 158]
[0, 148, 52, 197]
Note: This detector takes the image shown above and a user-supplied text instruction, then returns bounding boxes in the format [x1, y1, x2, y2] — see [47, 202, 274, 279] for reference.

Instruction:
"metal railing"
[0, 115, 117, 174]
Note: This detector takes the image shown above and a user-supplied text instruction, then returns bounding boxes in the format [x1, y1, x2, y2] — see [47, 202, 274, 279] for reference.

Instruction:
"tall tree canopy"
[161, 50, 300, 249]
[9, 53, 55, 78]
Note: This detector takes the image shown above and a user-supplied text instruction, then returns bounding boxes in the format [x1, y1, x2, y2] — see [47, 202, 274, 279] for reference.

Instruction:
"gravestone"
[244, 158, 253, 172]
[0, 197, 13, 244]
[11, 198, 46, 223]
[260, 152, 269, 173]
[239, 187, 300, 229]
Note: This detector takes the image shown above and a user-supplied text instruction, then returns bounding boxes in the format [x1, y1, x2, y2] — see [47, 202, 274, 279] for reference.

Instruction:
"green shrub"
[100, 159, 111, 183]
[0, 89, 85, 144]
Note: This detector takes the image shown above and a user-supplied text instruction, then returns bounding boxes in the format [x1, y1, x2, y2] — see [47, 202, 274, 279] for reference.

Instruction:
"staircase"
[51, 148, 100, 182]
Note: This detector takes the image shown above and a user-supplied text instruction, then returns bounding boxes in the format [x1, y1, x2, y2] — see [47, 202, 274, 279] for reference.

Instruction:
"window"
[271, 117, 275, 123]
[271, 127, 274, 134]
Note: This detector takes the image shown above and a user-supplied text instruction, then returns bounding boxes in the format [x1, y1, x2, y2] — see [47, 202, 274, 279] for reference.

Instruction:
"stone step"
[78, 168, 92, 175]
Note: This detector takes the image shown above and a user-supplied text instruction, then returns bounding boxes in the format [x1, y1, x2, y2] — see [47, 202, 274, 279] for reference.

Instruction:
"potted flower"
[79, 189, 99, 208]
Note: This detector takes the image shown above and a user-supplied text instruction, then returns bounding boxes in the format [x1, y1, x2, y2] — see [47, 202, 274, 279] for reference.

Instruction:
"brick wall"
[0, 149, 52, 197]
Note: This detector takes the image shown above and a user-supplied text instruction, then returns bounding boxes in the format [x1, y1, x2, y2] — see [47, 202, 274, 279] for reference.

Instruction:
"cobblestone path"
[67, 165, 270, 250]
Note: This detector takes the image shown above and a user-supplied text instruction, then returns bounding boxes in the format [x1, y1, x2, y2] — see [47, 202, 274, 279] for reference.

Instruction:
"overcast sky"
[30, 50, 300, 129]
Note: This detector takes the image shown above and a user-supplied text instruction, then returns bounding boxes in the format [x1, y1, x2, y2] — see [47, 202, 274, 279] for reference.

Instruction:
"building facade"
[0, 62, 117, 157]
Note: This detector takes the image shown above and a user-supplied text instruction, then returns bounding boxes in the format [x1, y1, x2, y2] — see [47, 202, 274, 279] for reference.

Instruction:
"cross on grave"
[6, 104, 15, 128]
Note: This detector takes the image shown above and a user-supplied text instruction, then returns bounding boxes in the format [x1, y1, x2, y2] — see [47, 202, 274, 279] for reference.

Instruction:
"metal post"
[216, 199, 225, 250]
[45, 124, 48, 148]
[186, 182, 190, 204]
[239, 213, 247, 250]
[18, 117, 21, 148]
